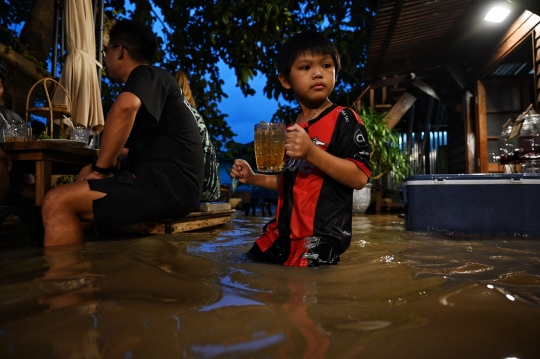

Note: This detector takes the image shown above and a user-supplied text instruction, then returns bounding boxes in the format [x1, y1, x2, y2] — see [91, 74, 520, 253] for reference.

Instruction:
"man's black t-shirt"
[121, 65, 204, 212]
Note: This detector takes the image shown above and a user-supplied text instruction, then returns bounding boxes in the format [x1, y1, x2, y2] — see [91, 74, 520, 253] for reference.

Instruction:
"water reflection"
[0, 214, 539, 358]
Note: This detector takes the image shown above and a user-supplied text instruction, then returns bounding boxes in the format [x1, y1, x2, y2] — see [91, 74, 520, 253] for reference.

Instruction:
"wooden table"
[1, 140, 98, 205]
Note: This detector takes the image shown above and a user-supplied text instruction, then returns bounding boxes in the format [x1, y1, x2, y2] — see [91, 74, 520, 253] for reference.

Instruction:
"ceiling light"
[484, 7, 511, 23]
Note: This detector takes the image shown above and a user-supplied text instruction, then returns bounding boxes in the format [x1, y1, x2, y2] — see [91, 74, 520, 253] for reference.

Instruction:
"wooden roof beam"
[371, 0, 405, 82]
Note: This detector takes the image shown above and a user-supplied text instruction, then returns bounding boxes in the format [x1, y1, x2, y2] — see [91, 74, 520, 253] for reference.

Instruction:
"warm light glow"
[484, 7, 511, 23]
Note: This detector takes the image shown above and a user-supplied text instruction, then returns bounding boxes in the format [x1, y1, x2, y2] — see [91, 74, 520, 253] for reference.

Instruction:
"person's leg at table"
[0, 160, 9, 205]
[42, 181, 105, 246]
[43, 170, 182, 246]
[0, 148, 11, 205]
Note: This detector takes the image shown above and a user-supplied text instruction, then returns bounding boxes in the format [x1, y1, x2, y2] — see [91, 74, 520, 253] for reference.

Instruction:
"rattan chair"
[25, 78, 72, 139]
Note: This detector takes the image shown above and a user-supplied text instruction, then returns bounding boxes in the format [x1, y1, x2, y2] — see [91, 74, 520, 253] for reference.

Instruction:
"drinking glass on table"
[2, 122, 28, 142]
[71, 125, 90, 145]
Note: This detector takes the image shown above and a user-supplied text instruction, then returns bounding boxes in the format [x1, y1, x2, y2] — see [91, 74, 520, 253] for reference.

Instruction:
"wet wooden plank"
[149, 214, 233, 234]
[99, 210, 236, 235]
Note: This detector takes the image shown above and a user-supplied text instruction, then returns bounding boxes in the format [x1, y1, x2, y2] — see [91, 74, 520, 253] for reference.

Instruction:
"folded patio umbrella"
[54, 0, 104, 133]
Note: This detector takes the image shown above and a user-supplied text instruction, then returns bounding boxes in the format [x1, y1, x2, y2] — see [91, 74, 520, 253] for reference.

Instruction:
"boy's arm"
[248, 173, 280, 191]
[286, 124, 368, 190]
[84, 93, 140, 180]
[306, 147, 368, 189]
[230, 159, 280, 191]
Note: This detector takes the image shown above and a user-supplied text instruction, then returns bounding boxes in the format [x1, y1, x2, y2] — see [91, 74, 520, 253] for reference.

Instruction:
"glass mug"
[71, 125, 90, 144]
[2, 122, 29, 142]
[254, 121, 287, 173]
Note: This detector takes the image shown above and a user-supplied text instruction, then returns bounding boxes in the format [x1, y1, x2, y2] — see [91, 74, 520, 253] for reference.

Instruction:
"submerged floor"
[1, 213, 540, 358]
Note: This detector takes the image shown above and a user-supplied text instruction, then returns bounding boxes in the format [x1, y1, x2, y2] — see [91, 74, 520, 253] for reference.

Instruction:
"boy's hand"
[285, 124, 314, 160]
[231, 159, 255, 184]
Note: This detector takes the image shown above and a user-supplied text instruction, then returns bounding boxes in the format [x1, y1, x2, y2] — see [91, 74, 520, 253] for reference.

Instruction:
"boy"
[230, 31, 371, 267]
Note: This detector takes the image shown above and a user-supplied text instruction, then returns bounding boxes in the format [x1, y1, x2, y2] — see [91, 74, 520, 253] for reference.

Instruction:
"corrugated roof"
[363, 0, 539, 85]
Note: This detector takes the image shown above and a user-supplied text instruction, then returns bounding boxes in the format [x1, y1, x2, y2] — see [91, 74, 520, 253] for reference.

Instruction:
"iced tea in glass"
[254, 121, 286, 173]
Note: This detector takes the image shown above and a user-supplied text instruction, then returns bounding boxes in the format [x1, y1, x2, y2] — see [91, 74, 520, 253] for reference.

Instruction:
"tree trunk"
[6, 0, 56, 118]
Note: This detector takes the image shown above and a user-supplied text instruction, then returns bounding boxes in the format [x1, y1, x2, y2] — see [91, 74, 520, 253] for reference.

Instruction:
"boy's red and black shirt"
[254, 105, 371, 267]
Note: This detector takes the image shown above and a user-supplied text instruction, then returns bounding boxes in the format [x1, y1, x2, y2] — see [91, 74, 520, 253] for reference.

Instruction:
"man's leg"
[0, 160, 9, 205]
[42, 180, 105, 247]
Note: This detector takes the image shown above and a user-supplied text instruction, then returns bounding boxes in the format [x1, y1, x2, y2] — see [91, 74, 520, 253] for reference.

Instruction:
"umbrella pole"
[95, 0, 104, 85]
[96, 0, 104, 149]
[52, 1, 62, 79]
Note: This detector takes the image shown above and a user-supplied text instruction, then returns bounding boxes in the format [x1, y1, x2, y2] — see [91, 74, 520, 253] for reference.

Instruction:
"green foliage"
[55, 175, 76, 186]
[357, 107, 411, 184]
[105, 0, 376, 153]
[2, 0, 377, 156]
[0, 1, 33, 27]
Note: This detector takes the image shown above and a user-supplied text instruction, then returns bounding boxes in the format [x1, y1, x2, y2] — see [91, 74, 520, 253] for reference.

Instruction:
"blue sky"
[218, 63, 280, 144]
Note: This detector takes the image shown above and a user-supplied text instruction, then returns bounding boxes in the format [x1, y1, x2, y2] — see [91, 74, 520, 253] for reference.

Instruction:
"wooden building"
[362, 0, 540, 174]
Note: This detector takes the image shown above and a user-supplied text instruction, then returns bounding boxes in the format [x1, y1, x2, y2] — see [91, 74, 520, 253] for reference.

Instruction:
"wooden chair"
[244, 187, 277, 216]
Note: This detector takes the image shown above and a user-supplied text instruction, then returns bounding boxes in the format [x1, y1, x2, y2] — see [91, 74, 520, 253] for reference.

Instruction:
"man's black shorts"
[87, 170, 184, 226]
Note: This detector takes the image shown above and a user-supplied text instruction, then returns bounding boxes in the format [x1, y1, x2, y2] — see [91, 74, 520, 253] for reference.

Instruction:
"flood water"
[1, 212, 540, 358]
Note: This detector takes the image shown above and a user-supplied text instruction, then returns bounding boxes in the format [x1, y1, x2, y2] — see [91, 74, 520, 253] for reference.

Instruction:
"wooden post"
[419, 96, 434, 174]
[475, 80, 488, 173]
[533, 26, 540, 112]
[463, 91, 476, 174]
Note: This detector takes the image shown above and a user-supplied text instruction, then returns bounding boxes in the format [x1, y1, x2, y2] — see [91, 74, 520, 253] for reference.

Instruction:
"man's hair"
[277, 31, 341, 78]
[109, 20, 157, 64]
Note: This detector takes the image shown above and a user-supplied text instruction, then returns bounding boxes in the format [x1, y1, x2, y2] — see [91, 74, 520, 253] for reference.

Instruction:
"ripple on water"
[1, 214, 540, 357]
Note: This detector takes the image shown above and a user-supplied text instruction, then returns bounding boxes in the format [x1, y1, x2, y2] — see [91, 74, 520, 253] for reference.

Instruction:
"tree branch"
[0, 42, 47, 81]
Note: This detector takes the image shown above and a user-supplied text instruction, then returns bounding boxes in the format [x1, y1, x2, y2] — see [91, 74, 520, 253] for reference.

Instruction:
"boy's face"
[278, 53, 336, 104]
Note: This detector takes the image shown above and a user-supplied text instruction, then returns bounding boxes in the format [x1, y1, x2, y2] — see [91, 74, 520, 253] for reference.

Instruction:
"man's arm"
[91, 92, 141, 174]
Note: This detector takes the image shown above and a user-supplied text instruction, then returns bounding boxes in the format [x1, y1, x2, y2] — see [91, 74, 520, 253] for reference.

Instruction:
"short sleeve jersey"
[254, 105, 371, 266]
[121, 65, 204, 209]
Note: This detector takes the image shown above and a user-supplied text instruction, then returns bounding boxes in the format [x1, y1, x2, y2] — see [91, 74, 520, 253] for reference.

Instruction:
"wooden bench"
[147, 209, 236, 234]
[243, 187, 278, 217]
[97, 203, 235, 235]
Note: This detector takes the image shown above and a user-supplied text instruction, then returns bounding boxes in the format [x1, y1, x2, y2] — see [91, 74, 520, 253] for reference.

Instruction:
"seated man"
[42, 20, 204, 246]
